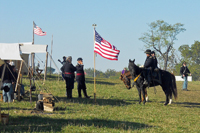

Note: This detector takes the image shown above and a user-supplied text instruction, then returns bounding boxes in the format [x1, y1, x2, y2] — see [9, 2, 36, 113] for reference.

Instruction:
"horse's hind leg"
[137, 86, 142, 104]
[168, 90, 173, 105]
[163, 87, 170, 105]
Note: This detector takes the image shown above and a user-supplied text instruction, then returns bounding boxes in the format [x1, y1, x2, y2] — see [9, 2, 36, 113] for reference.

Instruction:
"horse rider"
[151, 51, 158, 71]
[61, 56, 76, 99]
[76, 57, 90, 98]
[121, 67, 127, 75]
[143, 49, 154, 86]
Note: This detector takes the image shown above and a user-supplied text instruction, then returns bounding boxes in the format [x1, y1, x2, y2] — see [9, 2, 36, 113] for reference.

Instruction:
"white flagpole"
[92, 24, 97, 104]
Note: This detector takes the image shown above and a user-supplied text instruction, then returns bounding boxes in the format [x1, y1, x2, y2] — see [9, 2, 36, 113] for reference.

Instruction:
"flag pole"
[50, 34, 53, 77]
[92, 23, 97, 104]
[30, 21, 35, 103]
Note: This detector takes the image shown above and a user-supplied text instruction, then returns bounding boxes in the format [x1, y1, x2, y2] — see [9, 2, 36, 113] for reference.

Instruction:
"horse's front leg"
[136, 86, 142, 104]
[142, 86, 146, 105]
[145, 88, 148, 102]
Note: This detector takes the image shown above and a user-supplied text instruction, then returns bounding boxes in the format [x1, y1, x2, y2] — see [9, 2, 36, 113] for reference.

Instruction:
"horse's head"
[128, 59, 136, 75]
[120, 71, 132, 89]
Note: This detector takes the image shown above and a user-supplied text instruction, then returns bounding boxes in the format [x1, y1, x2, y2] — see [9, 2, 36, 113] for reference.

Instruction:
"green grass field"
[0, 75, 200, 133]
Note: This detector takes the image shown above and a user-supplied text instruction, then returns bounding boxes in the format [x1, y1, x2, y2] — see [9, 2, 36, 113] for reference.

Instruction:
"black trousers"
[64, 77, 74, 98]
[77, 80, 88, 97]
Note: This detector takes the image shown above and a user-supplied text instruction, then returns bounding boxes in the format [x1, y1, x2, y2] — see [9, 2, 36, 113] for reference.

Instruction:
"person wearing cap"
[143, 49, 154, 86]
[61, 56, 76, 98]
[151, 51, 158, 69]
[58, 56, 67, 80]
[58, 56, 67, 65]
[180, 62, 191, 91]
[76, 58, 90, 98]
[0, 60, 15, 102]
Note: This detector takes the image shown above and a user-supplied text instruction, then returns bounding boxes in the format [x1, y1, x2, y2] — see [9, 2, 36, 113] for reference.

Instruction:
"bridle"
[122, 72, 132, 89]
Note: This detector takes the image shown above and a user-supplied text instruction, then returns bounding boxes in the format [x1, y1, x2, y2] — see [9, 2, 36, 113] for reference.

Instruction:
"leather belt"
[76, 73, 84, 76]
[65, 72, 73, 74]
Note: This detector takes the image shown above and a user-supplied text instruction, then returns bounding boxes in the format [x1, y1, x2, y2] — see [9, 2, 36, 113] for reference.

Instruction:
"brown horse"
[120, 71, 148, 102]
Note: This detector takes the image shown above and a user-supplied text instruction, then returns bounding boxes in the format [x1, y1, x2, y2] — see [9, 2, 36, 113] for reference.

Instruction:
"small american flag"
[33, 22, 46, 36]
[94, 30, 120, 60]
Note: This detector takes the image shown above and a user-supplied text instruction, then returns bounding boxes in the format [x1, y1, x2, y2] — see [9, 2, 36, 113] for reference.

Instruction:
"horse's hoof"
[164, 103, 168, 106]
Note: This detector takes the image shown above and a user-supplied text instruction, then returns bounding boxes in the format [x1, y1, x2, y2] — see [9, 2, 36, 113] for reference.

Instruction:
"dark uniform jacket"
[61, 61, 76, 78]
[76, 64, 85, 81]
[0, 63, 15, 83]
[152, 56, 158, 68]
[180, 66, 190, 77]
[76, 64, 86, 90]
[144, 56, 154, 69]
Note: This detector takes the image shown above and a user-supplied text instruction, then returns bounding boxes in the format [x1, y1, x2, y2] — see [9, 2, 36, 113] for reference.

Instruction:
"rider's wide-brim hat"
[144, 49, 151, 54]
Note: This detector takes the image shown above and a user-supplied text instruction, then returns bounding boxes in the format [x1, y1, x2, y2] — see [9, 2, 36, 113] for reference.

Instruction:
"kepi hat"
[151, 51, 155, 54]
[77, 57, 83, 61]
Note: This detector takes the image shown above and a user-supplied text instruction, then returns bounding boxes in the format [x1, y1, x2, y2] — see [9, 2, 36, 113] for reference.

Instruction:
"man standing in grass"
[180, 62, 191, 91]
[0, 60, 15, 102]
[76, 58, 90, 98]
[61, 56, 76, 99]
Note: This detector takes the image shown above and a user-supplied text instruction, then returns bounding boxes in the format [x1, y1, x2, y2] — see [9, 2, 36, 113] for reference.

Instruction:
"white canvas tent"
[0, 43, 22, 61]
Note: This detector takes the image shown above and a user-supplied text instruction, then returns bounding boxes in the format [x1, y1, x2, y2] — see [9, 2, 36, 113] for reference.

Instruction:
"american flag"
[94, 30, 120, 60]
[33, 22, 46, 36]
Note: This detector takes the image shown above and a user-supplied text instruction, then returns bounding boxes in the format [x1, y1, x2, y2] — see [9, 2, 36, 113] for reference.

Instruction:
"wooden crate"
[43, 103, 54, 112]
[1, 113, 9, 125]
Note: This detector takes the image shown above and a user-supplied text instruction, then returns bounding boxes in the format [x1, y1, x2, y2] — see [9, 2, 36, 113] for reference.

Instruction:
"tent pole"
[32, 21, 35, 82]
[47, 52, 61, 81]
[15, 60, 23, 101]
[15, 60, 23, 92]
[44, 52, 48, 83]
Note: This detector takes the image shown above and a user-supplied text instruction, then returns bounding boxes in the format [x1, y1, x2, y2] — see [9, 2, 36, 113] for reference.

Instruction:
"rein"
[133, 73, 142, 82]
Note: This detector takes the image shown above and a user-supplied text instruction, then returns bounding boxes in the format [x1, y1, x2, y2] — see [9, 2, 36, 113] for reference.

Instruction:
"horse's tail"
[171, 73, 178, 100]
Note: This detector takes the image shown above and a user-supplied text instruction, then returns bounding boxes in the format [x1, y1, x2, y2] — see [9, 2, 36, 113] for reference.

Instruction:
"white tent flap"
[20, 45, 48, 54]
[0, 43, 22, 60]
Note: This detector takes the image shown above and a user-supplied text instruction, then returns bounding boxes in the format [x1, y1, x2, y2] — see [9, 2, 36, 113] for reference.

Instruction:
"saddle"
[151, 68, 162, 84]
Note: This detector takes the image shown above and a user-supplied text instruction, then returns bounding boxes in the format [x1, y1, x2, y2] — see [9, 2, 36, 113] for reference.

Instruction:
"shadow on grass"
[57, 97, 137, 106]
[174, 102, 200, 108]
[0, 116, 153, 132]
[85, 77, 117, 85]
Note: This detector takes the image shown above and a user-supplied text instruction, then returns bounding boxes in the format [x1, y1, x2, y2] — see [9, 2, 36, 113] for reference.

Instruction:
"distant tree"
[174, 41, 200, 80]
[105, 69, 117, 78]
[139, 20, 186, 70]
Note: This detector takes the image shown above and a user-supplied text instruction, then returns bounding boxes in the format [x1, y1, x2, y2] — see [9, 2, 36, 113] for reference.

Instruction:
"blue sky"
[0, 0, 200, 72]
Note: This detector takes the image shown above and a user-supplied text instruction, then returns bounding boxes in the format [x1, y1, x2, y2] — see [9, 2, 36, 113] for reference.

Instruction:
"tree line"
[84, 68, 121, 79]
[140, 20, 200, 80]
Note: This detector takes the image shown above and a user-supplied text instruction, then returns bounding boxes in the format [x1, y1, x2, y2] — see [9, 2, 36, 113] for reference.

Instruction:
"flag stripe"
[94, 47, 118, 57]
[95, 44, 118, 56]
[94, 50, 118, 60]
[34, 22, 46, 36]
[94, 30, 120, 60]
